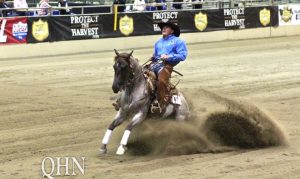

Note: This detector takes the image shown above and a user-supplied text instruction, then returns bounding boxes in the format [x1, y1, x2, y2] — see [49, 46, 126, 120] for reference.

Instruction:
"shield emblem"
[194, 12, 207, 31]
[119, 15, 134, 36]
[259, 8, 271, 26]
[281, 6, 292, 23]
[32, 19, 49, 42]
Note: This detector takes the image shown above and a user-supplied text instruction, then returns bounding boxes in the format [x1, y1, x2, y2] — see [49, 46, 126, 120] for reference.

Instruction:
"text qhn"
[41, 157, 85, 179]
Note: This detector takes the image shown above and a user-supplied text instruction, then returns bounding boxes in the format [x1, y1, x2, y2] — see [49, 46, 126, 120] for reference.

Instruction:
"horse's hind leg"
[116, 110, 147, 155]
[99, 110, 127, 154]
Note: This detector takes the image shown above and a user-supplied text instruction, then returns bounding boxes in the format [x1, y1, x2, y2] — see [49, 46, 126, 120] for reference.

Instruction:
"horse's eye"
[113, 63, 119, 69]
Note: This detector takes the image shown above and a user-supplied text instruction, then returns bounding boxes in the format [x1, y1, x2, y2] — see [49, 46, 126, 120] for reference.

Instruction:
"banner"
[24, 7, 279, 44]
[279, 4, 300, 26]
[0, 17, 27, 44]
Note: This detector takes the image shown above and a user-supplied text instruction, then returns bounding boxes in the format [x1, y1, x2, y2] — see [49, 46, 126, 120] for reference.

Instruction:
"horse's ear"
[129, 50, 134, 57]
[114, 49, 119, 56]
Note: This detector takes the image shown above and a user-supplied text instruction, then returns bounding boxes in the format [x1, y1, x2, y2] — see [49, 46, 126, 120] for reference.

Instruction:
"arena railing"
[0, 0, 298, 17]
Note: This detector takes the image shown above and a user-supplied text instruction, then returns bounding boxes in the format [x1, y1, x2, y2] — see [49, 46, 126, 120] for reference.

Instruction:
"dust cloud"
[126, 88, 287, 156]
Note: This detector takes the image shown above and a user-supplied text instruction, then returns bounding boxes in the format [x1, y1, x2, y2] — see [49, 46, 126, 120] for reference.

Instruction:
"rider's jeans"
[150, 62, 164, 74]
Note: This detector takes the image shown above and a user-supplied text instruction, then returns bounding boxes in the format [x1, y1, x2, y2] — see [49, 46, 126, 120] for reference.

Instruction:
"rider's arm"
[166, 40, 188, 63]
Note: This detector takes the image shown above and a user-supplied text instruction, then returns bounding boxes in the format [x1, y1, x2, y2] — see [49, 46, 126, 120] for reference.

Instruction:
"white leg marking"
[102, 129, 112, 145]
[120, 130, 131, 145]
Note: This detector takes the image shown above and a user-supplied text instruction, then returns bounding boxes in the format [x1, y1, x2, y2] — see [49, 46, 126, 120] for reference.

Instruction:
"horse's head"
[112, 49, 134, 93]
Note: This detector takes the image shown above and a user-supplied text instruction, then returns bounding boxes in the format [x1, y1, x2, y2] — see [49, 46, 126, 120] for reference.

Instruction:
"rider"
[150, 21, 188, 112]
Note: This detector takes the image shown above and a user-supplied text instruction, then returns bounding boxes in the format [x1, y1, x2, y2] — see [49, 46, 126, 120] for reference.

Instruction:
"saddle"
[143, 67, 179, 113]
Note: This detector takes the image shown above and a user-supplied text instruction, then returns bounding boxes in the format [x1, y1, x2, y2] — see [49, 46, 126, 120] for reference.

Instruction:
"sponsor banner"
[26, 7, 279, 43]
[244, 6, 278, 28]
[27, 17, 52, 43]
[279, 4, 300, 26]
[0, 17, 27, 44]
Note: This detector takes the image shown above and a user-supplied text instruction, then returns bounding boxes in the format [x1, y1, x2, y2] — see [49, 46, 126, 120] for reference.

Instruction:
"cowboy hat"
[158, 21, 180, 37]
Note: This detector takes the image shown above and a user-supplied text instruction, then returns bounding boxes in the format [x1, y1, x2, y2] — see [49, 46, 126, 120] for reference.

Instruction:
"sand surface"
[0, 36, 300, 178]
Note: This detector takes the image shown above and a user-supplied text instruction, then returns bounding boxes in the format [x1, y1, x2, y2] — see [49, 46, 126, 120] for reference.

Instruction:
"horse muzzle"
[112, 82, 125, 93]
[112, 84, 120, 93]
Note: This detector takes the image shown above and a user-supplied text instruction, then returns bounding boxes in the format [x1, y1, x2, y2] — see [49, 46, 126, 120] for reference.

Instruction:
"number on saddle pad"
[171, 95, 182, 105]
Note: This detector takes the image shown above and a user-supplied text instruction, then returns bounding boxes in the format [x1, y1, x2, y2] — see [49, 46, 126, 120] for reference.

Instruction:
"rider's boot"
[150, 99, 162, 113]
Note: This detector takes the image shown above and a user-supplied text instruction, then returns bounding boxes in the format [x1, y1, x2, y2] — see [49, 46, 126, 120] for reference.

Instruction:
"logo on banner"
[0, 19, 8, 43]
[194, 12, 207, 31]
[280, 6, 293, 23]
[259, 8, 271, 26]
[70, 16, 100, 38]
[32, 19, 49, 41]
[119, 15, 134, 36]
[12, 21, 27, 41]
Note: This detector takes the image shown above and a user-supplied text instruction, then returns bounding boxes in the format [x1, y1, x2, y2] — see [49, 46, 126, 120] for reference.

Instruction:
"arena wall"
[1, 26, 300, 60]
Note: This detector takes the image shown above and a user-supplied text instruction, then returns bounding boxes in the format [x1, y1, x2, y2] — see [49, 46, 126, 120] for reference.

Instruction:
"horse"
[99, 49, 190, 155]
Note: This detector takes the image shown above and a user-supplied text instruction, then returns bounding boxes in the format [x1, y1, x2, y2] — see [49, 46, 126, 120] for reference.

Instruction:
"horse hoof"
[116, 145, 125, 155]
[99, 145, 107, 154]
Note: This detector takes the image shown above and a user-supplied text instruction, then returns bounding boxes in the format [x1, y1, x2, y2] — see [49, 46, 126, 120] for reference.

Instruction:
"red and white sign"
[0, 17, 27, 44]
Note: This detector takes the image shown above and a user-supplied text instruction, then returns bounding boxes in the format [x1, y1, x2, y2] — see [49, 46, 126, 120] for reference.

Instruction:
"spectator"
[192, 0, 202, 9]
[173, 0, 182, 9]
[155, 0, 165, 10]
[0, 0, 10, 17]
[38, 0, 51, 15]
[132, 0, 145, 11]
[113, 0, 126, 13]
[145, 0, 156, 11]
[58, 0, 70, 15]
[14, 0, 28, 16]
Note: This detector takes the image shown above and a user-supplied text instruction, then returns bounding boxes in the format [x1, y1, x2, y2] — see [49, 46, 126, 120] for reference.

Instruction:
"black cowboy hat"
[158, 21, 180, 37]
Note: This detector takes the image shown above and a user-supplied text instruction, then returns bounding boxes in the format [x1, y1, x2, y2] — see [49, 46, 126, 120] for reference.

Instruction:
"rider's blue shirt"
[153, 34, 188, 66]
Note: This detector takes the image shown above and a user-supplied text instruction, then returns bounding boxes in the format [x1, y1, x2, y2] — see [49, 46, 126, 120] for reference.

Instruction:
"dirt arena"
[0, 36, 300, 178]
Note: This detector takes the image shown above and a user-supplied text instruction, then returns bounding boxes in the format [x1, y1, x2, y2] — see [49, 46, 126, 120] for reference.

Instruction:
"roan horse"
[99, 50, 190, 155]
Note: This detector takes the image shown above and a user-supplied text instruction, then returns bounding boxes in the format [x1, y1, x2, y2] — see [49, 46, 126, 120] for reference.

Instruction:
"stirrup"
[150, 100, 162, 113]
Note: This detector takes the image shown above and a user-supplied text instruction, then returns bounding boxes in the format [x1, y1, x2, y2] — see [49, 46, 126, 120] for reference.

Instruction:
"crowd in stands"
[0, 0, 203, 17]
[0, 0, 70, 17]
[114, 0, 203, 12]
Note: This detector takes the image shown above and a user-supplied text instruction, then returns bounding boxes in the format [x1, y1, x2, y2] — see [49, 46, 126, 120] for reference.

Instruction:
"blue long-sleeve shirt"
[153, 34, 188, 66]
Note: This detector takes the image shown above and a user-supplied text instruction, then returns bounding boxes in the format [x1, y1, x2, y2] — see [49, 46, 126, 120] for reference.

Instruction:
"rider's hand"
[160, 54, 169, 60]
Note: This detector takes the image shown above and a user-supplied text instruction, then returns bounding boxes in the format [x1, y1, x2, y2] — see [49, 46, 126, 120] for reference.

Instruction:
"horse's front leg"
[99, 109, 127, 154]
[116, 110, 147, 155]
